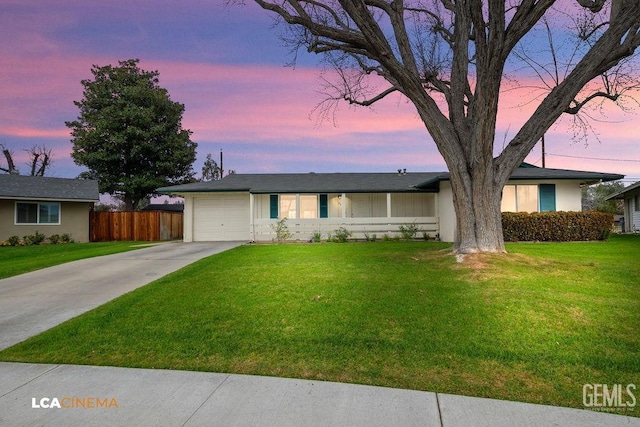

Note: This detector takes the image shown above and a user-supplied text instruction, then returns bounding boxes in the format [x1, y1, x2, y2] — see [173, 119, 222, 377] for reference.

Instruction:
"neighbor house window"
[635, 193, 640, 212]
[16, 202, 60, 224]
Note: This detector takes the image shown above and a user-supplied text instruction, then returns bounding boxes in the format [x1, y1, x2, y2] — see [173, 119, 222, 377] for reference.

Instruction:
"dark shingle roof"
[508, 166, 623, 182]
[0, 174, 99, 201]
[158, 173, 444, 194]
[158, 165, 623, 195]
[141, 203, 185, 212]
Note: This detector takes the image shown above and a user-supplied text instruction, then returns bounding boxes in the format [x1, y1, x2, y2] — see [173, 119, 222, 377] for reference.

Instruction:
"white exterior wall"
[436, 179, 584, 243]
[505, 179, 582, 211]
[183, 195, 194, 242]
[437, 181, 455, 243]
[625, 189, 640, 232]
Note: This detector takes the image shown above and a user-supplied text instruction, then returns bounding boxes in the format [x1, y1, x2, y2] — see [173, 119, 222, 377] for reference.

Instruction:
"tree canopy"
[67, 59, 197, 210]
[252, 0, 640, 253]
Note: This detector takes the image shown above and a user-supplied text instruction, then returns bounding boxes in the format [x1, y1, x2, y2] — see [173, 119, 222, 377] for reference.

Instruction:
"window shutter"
[269, 195, 278, 219]
[539, 184, 556, 212]
[319, 194, 328, 218]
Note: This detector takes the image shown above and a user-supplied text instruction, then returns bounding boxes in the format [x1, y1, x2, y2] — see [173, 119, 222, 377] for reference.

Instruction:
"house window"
[501, 186, 517, 212]
[501, 185, 555, 213]
[280, 195, 297, 219]
[635, 193, 640, 212]
[517, 185, 538, 212]
[299, 195, 318, 219]
[16, 202, 60, 224]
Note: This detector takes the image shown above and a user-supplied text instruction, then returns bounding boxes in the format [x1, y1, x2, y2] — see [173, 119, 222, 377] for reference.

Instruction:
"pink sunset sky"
[1, 0, 639, 185]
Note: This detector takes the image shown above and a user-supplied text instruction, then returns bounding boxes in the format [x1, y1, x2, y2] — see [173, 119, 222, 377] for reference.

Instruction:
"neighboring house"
[606, 181, 640, 233]
[0, 174, 99, 243]
[157, 164, 623, 243]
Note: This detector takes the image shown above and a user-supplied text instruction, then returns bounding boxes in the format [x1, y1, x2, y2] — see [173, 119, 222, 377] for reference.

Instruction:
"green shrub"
[332, 227, 352, 243]
[399, 222, 421, 240]
[61, 233, 74, 244]
[502, 211, 613, 242]
[364, 233, 377, 242]
[7, 236, 21, 246]
[311, 231, 322, 243]
[270, 218, 292, 243]
[48, 234, 61, 245]
[23, 231, 46, 246]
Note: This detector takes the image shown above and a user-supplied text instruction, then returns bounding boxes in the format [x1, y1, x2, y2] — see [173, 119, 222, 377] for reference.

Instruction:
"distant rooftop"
[0, 174, 99, 202]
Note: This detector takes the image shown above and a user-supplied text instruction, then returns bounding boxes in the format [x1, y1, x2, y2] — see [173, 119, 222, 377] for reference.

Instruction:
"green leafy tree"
[582, 181, 625, 214]
[67, 59, 197, 210]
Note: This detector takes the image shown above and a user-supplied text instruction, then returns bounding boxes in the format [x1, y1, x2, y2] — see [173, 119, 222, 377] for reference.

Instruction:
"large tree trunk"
[449, 164, 506, 253]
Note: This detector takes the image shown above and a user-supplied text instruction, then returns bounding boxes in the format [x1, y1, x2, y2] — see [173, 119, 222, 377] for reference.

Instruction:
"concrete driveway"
[0, 241, 245, 351]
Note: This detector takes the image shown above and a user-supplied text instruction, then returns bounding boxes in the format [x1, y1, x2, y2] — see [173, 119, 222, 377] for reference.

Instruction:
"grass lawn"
[1, 235, 638, 414]
[0, 242, 151, 279]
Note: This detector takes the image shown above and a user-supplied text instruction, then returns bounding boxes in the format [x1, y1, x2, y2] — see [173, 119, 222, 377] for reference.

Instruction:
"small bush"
[271, 218, 292, 243]
[7, 235, 21, 246]
[48, 234, 61, 245]
[23, 231, 46, 246]
[311, 231, 322, 243]
[61, 233, 74, 244]
[364, 233, 377, 242]
[332, 227, 352, 243]
[502, 211, 613, 242]
[399, 222, 422, 240]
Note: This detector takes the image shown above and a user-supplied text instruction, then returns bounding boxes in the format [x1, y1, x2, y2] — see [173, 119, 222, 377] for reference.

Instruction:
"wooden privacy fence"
[90, 211, 183, 242]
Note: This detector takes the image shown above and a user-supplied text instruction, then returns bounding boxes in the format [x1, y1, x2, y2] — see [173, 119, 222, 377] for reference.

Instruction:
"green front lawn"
[0, 242, 151, 279]
[1, 235, 638, 414]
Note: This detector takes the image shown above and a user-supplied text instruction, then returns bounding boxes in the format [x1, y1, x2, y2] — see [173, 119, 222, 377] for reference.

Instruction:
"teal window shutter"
[319, 194, 328, 218]
[539, 184, 556, 212]
[270, 195, 278, 218]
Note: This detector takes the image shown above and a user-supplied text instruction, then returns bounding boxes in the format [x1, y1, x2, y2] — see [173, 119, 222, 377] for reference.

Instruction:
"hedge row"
[502, 211, 614, 242]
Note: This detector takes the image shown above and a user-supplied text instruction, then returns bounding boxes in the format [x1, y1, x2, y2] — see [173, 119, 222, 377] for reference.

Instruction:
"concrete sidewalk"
[1, 363, 638, 427]
[0, 241, 245, 351]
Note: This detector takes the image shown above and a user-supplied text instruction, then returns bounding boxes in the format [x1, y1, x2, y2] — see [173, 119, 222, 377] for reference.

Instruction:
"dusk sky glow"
[1, 0, 639, 185]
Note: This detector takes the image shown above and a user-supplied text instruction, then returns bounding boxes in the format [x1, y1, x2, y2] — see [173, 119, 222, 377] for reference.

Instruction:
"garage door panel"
[193, 194, 250, 241]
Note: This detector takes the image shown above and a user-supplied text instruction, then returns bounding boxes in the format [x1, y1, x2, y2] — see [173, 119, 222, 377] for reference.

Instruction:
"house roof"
[0, 174, 99, 202]
[158, 165, 623, 195]
[158, 172, 444, 194]
[605, 181, 640, 200]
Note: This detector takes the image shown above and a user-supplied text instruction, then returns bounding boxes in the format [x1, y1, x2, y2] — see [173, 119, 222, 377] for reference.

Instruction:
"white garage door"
[193, 194, 250, 241]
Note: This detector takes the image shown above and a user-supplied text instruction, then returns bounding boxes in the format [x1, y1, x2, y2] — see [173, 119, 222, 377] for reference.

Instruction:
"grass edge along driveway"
[1, 235, 638, 416]
[0, 242, 153, 279]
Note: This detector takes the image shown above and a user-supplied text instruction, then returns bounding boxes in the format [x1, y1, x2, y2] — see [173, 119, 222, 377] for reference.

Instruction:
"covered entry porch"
[251, 192, 439, 241]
